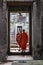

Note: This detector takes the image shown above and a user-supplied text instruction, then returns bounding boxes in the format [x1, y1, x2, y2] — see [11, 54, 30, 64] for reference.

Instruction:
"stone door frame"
[7, 1, 33, 55]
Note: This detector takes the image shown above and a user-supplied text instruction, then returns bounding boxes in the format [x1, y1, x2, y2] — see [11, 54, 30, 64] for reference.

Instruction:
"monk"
[20, 29, 28, 52]
[16, 29, 22, 50]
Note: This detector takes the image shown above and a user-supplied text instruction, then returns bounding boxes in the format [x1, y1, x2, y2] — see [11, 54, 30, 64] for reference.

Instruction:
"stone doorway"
[7, 2, 32, 55]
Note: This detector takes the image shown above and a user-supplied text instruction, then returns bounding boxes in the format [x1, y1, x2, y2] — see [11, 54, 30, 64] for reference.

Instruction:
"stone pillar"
[32, 1, 42, 59]
[41, 0, 43, 59]
[0, 0, 8, 61]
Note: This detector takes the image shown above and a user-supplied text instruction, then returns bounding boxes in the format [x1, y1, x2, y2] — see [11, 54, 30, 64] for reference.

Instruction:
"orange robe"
[20, 32, 28, 51]
[16, 33, 21, 47]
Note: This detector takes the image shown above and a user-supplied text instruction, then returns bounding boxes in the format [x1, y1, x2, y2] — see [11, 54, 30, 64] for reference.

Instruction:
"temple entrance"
[7, 2, 32, 55]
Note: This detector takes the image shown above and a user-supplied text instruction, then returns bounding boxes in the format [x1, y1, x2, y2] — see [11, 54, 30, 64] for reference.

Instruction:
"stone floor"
[0, 62, 12, 65]
[0, 56, 43, 65]
[12, 60, 43, 65]
[7, 55, 33, 61]
[0, 60, 43, 65]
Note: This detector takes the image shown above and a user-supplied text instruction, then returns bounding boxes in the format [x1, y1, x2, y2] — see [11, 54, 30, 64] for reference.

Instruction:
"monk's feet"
[21, 50, 25, 56]
[18, 49, 20, 51]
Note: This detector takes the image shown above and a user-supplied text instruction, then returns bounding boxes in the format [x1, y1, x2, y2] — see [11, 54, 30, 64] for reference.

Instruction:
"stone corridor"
[0, 0, 43, 63]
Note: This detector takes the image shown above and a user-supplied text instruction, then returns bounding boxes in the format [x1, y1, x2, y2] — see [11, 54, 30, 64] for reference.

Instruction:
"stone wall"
[0, 0, 43, 61]
[0, 0, 8, 61]
[32, 0, 43, 59]
[41, 0, 43, 59]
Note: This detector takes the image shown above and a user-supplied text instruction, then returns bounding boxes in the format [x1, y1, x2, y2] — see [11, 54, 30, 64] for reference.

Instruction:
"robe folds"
[16, 32, 28, 51]
[20, 32, 28, 50]
[16, 33, 21, 47]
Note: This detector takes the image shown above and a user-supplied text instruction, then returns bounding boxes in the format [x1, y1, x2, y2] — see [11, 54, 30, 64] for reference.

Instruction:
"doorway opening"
[7, 2, 32, 55]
